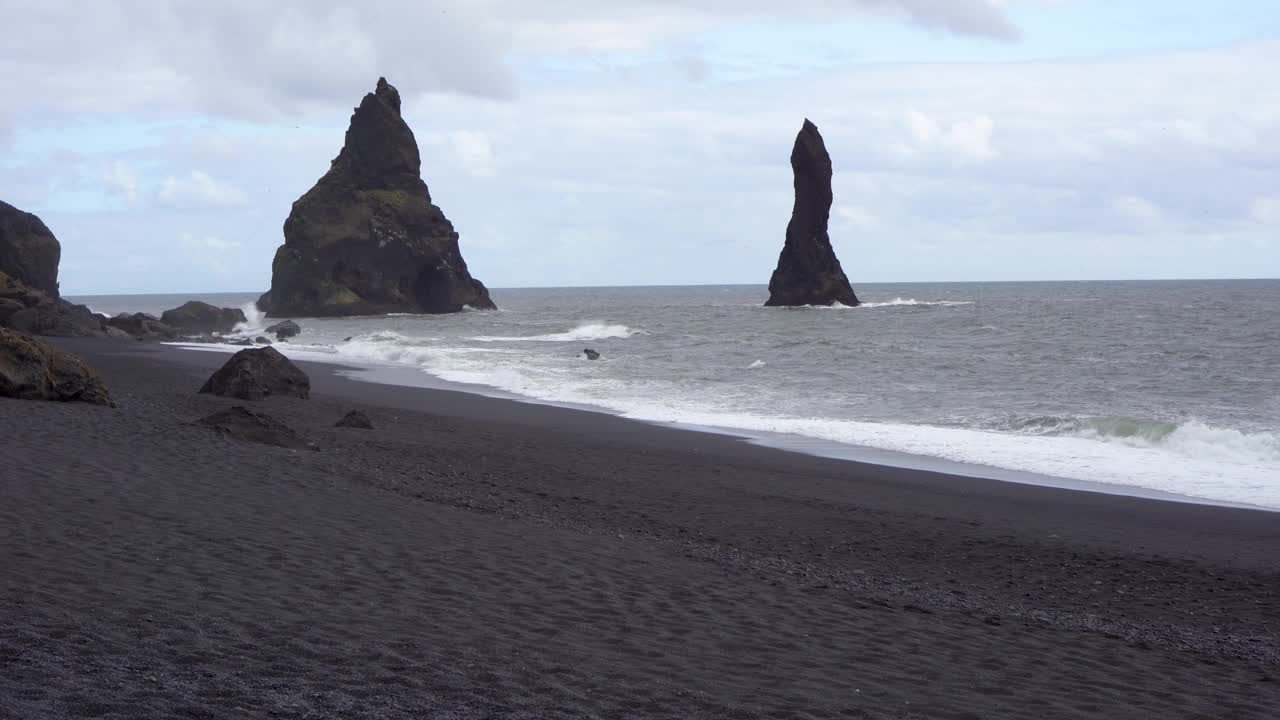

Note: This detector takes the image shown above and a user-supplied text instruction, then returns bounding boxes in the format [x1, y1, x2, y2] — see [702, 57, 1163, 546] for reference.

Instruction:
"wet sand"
[2, 338, 1277, 719]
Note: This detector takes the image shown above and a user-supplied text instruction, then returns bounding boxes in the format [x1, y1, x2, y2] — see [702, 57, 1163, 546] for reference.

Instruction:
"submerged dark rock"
[0, 200, 61, 298]
[0, 328, 112, 405]
[198, 346, 310, 401]
[765, 119, 859, 308]
[254, 336, 272, 345]
[258, 77, 494, 317]
[194, 406, 310, 449]
[334, 409, 373, 429]
[265, 320, 301, 341]
[583, 348, 600, 360]
[161, 301, 246, 335]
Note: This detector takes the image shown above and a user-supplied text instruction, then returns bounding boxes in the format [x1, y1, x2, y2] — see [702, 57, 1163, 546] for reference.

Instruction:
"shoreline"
[173, 339, 1278, 513]
[4, 337, 1279, 718]
[55, 338, 1280, 562]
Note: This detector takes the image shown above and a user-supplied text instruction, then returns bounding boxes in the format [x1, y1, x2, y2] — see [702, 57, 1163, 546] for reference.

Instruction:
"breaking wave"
[232, 301, 267, 333]
[860, 298, 974, 308]
[471, 322, 646, 343]
[1007, 415, 1280, 465]
[171, 338, 1280, 508]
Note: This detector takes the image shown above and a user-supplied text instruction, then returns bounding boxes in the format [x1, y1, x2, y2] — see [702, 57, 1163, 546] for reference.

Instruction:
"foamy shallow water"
[76, 281, 1280, 510]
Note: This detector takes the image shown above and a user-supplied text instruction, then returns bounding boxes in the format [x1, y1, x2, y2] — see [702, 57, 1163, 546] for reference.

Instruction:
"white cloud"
[157, 171, 248, 209]
[864, 0, 1018, 39]
[1251, 197, 1280, 225]
[102, 161, 138, 202]
[180, 233, 243, 274]
[900, 110, 997, 162]
[678, 54, 712, 84]
[835, 206, 877, 230]
[500, 0, 1018, 52]
[0, 1, 1019, 124]
[451, 130, 497, 177]
[1110, 195, 1164, 226]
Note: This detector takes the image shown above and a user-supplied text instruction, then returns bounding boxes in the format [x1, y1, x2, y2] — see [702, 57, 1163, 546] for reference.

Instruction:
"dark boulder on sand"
[257, 77, 495, 318]
[334, 409, 373, 429]
[0, 200, 61, 298]
[0, 327, 112, 405]
[198, 346, 310, 401]
[765, 119, 860, 308]
[161, 301, 246, 335]
[195, 406, 311, 449]
[265, 319, 300, 341]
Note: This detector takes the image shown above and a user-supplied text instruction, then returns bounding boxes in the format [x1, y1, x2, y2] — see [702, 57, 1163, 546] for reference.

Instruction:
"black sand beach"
[2, 339, 1278, 719]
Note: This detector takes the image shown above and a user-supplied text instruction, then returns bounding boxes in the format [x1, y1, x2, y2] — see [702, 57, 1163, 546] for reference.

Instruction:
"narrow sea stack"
[258, 77, 495, 317]
[765, 119, 859, 308]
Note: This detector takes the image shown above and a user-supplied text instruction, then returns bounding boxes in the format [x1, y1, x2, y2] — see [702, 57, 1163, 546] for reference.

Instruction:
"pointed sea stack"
[258, 77, 495, 317]
[764, 119, 859, 307]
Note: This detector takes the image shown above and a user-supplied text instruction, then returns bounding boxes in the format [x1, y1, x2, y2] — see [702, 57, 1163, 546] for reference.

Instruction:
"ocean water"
[69, 280, 1280, 509]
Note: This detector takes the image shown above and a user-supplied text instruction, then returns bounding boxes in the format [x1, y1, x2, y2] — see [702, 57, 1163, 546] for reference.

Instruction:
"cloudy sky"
[2, 0, 1278, 294]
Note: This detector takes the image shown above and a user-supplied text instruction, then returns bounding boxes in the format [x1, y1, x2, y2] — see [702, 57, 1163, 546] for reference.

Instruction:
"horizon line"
[63, 276, 1280, 297]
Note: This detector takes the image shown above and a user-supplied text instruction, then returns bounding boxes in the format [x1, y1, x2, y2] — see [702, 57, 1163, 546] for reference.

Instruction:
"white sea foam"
[347, 348, 1280, 509]
[471, 322, 645, 343]
[174, 326, 1280, 510]
[232, 301, 267, 333]
[860, 298, 974, 308]
[1006, 415, 1280, 466]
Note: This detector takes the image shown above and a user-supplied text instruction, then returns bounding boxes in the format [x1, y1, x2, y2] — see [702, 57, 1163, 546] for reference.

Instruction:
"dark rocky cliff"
[0, 200, 61, 298]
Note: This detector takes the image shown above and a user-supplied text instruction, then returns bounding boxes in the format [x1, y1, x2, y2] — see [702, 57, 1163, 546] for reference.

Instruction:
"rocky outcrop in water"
[0, 200, 61, 298]
[257, 77, 495, 317]
[198, 346, 310, 401]
[265, 320, 300, 341]
[161, 301, 246, 335]
[0, 328, 112, 405]
[765, 119, 859, 308]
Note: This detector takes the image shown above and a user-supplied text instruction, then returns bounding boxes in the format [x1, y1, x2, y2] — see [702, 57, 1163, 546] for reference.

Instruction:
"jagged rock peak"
[330, 76, 420, 190]
[765, 119, 859, 308]
[375, 76, 399, 110]
[258, 77, 495, 317]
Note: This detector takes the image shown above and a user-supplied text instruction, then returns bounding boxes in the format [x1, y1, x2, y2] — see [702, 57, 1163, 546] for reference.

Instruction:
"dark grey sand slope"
[2, 340, 1277, 719]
